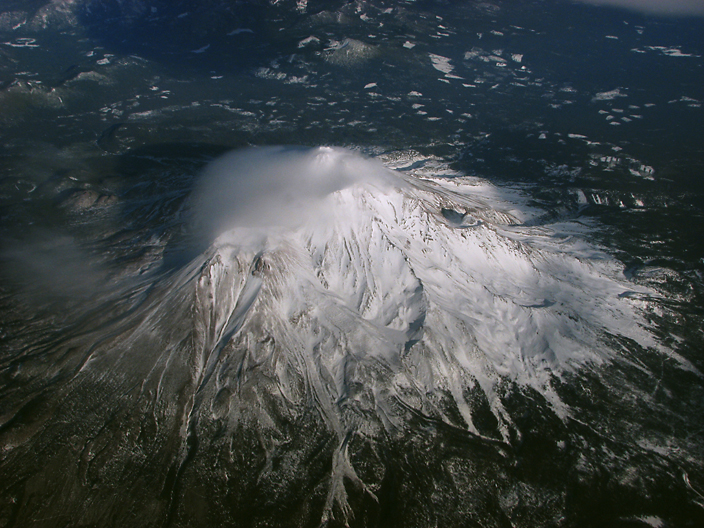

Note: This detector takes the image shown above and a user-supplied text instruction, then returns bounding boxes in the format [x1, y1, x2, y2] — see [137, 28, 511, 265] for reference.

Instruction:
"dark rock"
[59, 189, 117, 210]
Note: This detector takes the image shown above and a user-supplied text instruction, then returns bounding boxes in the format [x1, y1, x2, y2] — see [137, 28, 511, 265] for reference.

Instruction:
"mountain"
[1, 0, 703, 525]
[2, 147, 681, 526]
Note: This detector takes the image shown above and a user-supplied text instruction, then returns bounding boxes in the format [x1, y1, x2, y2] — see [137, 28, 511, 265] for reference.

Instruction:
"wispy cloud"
[191, 146, 396, 241]
[577, 0, 704, 16]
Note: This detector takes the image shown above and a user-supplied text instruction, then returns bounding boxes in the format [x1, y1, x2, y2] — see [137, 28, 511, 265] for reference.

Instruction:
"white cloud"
[191, 146, 397, 239]
[576, 0, 704, 16]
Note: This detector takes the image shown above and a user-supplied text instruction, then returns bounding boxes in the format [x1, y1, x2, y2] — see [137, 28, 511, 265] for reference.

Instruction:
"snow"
[190, 146, 659, 437]
[429, 53, 454, 74]
[119, 145, 670, 518]
[593, 88, 627, 101]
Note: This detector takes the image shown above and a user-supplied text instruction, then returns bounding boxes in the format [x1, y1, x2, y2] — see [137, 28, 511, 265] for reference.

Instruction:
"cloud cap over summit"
[576, 0, 704, 16]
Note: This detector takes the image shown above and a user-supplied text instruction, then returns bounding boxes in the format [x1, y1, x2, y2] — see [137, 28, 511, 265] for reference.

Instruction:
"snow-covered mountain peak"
[188, 146, 659, 445]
